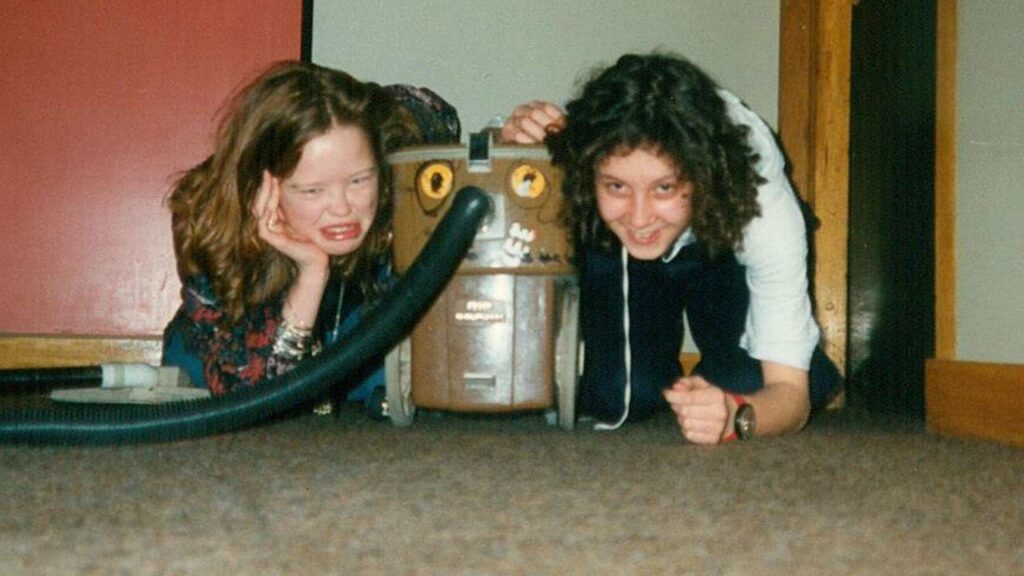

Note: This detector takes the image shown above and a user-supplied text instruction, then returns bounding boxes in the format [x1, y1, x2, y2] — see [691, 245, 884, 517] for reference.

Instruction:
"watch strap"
[722, 393, 748, 443]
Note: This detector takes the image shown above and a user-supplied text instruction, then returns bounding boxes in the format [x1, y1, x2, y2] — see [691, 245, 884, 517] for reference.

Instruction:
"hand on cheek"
[253, 170, 328, 273]
[253, 171, 284, 236]
[662, 375, 730, 445]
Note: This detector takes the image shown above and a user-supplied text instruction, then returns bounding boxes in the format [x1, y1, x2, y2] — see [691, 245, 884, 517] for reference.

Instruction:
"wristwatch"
[731, 395, 756, 441]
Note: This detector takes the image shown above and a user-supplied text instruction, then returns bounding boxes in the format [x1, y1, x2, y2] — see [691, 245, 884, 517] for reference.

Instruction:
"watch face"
[735, 403, 756, 440]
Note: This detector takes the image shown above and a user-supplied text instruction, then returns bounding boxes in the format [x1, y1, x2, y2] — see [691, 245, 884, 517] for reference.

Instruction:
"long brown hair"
[168, 61, 420, 323]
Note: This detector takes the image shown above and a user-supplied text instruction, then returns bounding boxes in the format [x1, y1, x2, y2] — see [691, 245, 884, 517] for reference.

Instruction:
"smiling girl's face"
[595, 145, 694, 260]
[277, 124, 379, 257]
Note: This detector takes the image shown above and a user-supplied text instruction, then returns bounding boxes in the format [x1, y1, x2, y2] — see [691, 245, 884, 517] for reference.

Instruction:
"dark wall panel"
[848, 0, 937, 416]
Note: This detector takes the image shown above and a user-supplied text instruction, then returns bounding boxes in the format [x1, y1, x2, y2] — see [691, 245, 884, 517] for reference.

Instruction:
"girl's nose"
[629, 193, 651, 227]
[326, 188, 351, 216]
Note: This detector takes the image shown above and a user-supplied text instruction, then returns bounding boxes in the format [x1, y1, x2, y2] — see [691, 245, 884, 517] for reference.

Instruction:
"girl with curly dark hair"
[162, 61, 459, 407]
[502, 53, 838, 443]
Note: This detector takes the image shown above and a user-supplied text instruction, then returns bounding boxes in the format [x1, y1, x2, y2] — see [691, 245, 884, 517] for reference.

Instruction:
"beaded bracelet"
[272, 319, 315, 360]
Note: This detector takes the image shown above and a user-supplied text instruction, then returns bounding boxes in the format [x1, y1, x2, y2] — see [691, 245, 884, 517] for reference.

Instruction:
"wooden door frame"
[932, 0, 956, 361]
[778, 0, 853, 379]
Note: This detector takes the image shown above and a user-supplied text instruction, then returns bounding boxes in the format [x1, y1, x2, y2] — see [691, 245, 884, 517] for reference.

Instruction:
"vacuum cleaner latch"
[467, 131, 492, 173]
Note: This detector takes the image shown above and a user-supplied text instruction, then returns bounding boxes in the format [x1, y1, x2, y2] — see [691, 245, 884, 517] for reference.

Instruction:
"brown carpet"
[1, 405, 1022, 575]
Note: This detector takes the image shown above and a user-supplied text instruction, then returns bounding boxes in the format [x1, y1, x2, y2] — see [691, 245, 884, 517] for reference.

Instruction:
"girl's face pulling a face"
[594, 146, 694, 260]
[277, 124, 379, 257]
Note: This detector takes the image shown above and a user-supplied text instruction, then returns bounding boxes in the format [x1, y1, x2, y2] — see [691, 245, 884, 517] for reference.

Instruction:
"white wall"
[312, 0, 780, 134]
[956, 0, 1024, 363]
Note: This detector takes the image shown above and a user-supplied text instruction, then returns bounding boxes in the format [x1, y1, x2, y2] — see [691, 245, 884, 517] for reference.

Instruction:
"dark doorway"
[847, 0, 937, 418]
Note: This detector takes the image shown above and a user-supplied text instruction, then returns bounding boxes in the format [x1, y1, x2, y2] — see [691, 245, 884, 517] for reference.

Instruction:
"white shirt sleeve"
[719, 89, 821, 370]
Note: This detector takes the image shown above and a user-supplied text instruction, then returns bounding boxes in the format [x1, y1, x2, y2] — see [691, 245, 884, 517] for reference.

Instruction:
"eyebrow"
[349, 166, 378, 178]
[285, 166, 378, 189]
[595, 172, 680, 182]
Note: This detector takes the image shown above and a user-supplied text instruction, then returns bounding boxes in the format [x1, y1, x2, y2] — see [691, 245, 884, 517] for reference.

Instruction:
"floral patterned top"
[162, 272, 376, 395]
[162, 276, 287, 395]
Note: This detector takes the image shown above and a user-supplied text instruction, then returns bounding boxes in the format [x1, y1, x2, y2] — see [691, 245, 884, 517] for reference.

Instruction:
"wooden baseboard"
[926, 358, 1024, 448]
[1, 342, 849, 408]
[0, 335, 163, 369]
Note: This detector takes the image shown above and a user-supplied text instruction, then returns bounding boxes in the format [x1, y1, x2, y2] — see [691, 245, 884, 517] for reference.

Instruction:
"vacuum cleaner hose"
[0, 186, 491, 445]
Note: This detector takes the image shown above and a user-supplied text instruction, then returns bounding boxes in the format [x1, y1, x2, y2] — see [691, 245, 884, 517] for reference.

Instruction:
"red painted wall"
[0, 1, 302, 336]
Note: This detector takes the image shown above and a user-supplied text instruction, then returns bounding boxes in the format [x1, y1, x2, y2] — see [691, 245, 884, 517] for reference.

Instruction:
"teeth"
[322, 223, 358, 240]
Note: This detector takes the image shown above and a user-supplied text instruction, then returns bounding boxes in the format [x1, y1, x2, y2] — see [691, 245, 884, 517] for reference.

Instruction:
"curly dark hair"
[546, 52, 763, 258]
[168, 61, 420, 324]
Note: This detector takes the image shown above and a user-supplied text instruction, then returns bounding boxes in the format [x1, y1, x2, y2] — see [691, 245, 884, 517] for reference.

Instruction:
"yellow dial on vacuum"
[509, 164, 546, 199]
[418, 161, 454, 200]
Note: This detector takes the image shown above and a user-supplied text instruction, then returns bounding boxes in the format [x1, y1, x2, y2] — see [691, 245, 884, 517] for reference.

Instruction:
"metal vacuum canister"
[385, 135, 578, 429]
